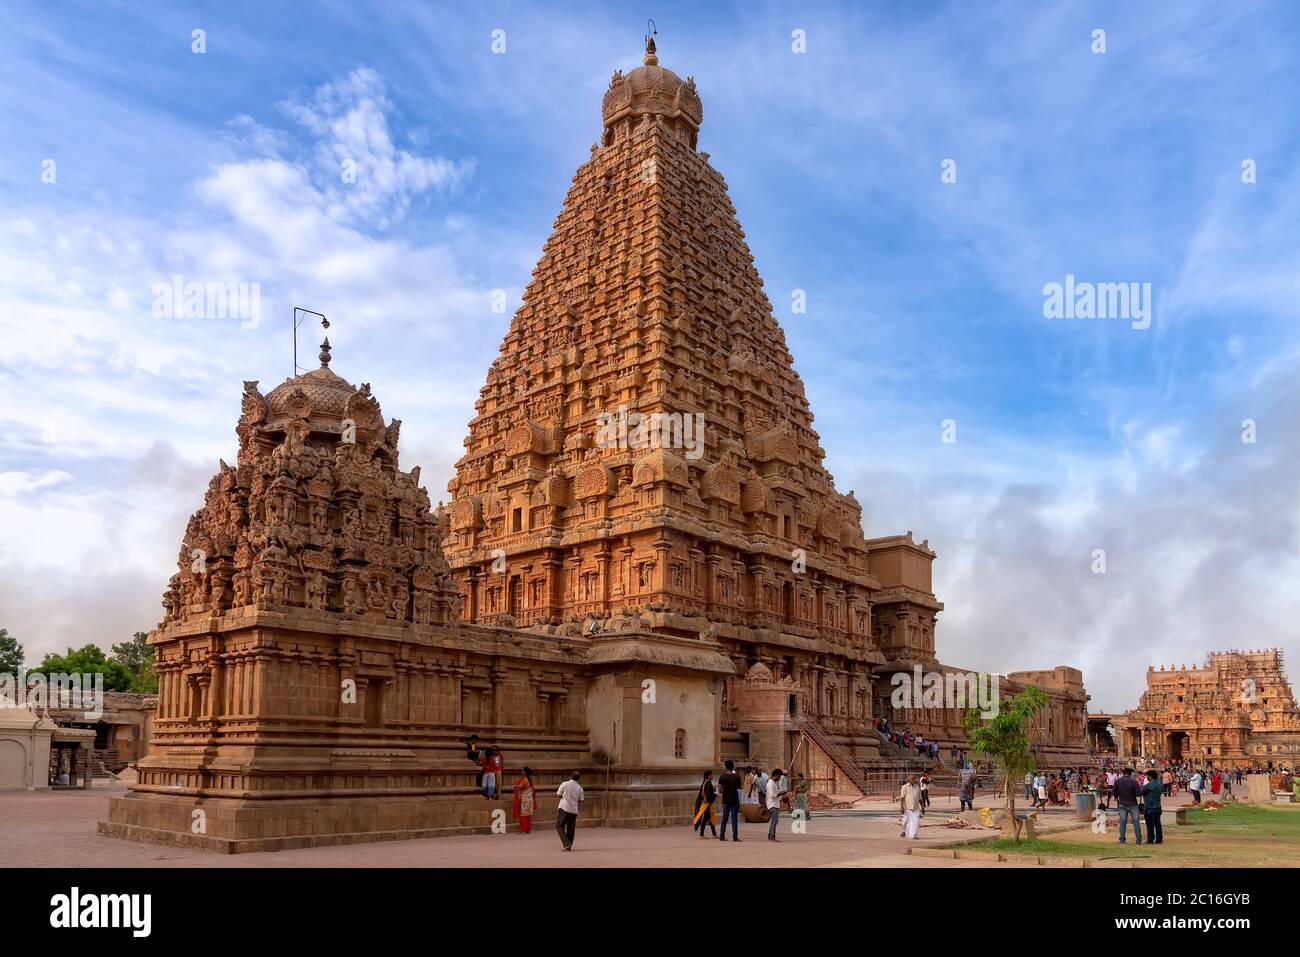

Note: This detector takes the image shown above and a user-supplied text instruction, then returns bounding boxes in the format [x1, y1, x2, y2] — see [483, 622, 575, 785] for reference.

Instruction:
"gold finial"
[644, 19, 658, 66]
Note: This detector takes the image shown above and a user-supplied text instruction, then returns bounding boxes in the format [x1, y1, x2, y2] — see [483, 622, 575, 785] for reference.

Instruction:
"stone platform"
[100, 767, 698, 853]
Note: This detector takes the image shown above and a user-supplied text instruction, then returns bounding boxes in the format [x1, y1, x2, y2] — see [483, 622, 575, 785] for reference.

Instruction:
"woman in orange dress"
[513, 767, 538, 833]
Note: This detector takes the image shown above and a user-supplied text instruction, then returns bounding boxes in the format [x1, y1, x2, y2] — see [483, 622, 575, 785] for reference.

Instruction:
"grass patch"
[962, 803, 1300, 867]
[962, 837, 1149, 860]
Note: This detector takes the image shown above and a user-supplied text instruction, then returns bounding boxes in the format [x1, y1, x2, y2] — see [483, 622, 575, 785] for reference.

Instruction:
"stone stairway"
[798, 715, 871, 795]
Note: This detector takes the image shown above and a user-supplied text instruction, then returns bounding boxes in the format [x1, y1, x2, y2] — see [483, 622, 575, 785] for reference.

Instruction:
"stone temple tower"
[446, 37, 901, 767]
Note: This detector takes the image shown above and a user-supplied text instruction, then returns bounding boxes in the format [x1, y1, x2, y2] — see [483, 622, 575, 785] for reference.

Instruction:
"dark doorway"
[508, 575, 522, 618]
[365, 679, 384, 727]
[1168, 731, 1187, 761]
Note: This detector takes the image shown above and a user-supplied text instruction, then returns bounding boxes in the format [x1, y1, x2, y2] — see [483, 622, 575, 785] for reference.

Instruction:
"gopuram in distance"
[1113, 649, 1300, 766]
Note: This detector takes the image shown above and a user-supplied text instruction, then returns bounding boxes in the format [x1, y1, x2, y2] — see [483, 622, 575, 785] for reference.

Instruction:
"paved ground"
[0, 781, 1111, 868]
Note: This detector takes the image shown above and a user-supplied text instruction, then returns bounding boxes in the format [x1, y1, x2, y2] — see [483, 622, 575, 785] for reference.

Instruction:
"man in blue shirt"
[1139, 769, 1164, 845]
[1112, 767, 1143, 845]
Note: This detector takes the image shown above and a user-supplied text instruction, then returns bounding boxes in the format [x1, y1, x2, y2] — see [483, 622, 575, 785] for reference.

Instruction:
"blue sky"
[2, 0, 1299, 711]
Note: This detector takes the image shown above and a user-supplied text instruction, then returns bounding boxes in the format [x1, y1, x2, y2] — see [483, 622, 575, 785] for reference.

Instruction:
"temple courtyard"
[1, 779, 1254, 869]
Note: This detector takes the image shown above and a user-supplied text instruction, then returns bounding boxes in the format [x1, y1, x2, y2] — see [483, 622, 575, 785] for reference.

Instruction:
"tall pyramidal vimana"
[446, 37, 1090, 770]
[102, 38, 1089, 854]
[446, 36, 890, 764]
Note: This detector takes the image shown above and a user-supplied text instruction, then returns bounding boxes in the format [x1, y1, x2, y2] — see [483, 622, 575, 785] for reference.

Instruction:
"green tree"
[30, 644, 134, 692]
[112, 631, 158, 693]
[0, 627, 23, 675]
[963, 685, 1048, 842]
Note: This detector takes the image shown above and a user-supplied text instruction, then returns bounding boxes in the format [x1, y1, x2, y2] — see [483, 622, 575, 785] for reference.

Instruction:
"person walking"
[959, 765, 976, 812]
[1024, 770, 1034, 802]
[718, 760, 742, 842]
[512, 766, 538, 834]
[1113, 767, 1143, 846]
[918, 771, 930, 812]
[793, 772, 811, 824]
[1188, 768, 1204, 805]
[765, 769, 784, 841]
[1032, 772, 1048, 811]
[1161, 768, 1172, 797]
[1140, 769, 1163, 844]
[900, 773, 923, 840]
[692, 770, 718, 838]
[741, 765, 758, 806]
[1095, 769, 1108, 807]
[555, 771, 584, 851]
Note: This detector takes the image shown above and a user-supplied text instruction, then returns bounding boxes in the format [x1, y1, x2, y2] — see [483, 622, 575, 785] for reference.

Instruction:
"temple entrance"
[1167, 731, 1187, 761]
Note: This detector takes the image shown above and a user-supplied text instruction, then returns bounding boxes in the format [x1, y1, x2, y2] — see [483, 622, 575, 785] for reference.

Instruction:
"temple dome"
[261, 339, 366, 431]
[744, 661, 774, 684]
[601, 38, 702, 144]
[266, 367, 354, 416]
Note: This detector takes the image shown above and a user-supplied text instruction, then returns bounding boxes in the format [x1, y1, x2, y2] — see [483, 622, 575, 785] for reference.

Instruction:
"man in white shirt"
[1032, 772, 1048, 810]
[1188, 769, 1204, 805]
[900, 774, 923, 839]
[555, 771, 584, 851]
[765, 769, 785, 841]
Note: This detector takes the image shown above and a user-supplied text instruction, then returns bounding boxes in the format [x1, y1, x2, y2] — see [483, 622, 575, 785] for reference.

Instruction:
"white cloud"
[0, 65, 496, 661]
[0, 469, 73, 496]
[279, 67, 473, 228]
[847, 356, 1300, 712]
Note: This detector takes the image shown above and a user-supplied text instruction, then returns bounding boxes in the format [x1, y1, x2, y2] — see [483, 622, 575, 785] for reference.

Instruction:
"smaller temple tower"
[101, 342, 733, 851]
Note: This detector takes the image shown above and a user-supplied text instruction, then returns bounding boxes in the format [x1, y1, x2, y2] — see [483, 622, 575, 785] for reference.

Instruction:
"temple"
[1113, 649, 1300, 766]
[443, 36, 1089, 773]
[445, 35, 891, 776]
[101, 37, 1089, 852]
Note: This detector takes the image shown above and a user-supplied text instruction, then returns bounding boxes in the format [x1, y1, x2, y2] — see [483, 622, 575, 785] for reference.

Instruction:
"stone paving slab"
[0, 783, 1091, 868]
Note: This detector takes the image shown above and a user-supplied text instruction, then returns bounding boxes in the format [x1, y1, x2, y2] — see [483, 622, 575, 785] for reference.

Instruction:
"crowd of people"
[691, 761, 813, 842]
[872, 717, 949, 762]
[893, 756, 1288, 845]
[465, 737, 816, 850]
[467, 732, 1292, 853]
[1053, 761, 1261, 810]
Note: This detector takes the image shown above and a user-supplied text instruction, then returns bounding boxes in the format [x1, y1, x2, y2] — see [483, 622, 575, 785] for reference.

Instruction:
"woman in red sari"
[1211, 770, 1222, 795]
[513, 766, 538, 833]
